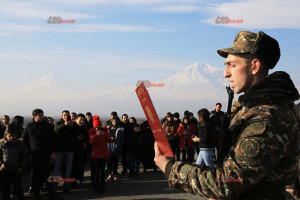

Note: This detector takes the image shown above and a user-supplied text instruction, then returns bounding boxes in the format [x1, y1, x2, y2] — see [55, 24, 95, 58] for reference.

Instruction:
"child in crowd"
[0, 124, 27, 200]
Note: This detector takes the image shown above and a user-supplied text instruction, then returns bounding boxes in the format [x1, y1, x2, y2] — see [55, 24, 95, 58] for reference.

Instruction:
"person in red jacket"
[88, 115, 103, 186]
[176, 116, 196, 163]
[89, 125, 112, 194]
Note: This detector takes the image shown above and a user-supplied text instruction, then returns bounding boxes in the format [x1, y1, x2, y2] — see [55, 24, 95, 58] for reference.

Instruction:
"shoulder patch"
[239, 138, 260, 158]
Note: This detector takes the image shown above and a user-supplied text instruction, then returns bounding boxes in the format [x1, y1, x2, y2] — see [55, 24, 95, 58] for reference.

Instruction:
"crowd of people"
[0, 104, 226, 200]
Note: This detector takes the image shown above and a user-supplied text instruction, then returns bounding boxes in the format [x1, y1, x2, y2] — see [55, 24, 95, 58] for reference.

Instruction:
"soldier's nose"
[223, 67, 231, 78]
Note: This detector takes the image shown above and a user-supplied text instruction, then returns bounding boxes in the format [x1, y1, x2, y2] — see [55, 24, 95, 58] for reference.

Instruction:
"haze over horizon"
[0, 0, 299, 117]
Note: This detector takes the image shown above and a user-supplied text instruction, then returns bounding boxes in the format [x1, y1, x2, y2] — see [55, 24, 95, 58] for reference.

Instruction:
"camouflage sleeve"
[166, 120, 286, 199]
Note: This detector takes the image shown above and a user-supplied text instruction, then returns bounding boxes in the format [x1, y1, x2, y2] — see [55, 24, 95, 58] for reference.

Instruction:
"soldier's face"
[224, 54, 254, 94]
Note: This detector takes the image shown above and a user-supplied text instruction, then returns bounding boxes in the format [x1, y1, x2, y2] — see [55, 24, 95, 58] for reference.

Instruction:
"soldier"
[154, 31, 300, 199]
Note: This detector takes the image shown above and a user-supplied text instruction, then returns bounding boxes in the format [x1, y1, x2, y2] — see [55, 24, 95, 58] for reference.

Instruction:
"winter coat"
[55, 119, 76, 152]
[176, 123, 196, 149]
[0, 138, 27, 172]
[197, 121, 217, 149]
[85, 119, 93, 131]
[89, 127, 112, 159]
[108, 126, 124, 155]
[22, 120, 56, 161]
[141, 121, 156, 168]
[0, 123, 6, 139]
[127, 131, 143, 159]
[166, 71, 300, 199]
[73, 123, 89, 151]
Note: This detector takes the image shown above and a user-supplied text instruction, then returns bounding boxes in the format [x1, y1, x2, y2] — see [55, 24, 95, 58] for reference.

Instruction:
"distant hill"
[0, 62, 231, 117]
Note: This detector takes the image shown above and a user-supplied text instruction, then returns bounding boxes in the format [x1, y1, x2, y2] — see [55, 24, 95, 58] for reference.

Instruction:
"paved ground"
[21, 167, 207, 200]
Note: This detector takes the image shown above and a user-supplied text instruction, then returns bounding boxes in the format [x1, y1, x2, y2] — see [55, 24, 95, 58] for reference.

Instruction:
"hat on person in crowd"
[217, 31, 280, 69]
[93, 115, 102, 127]
[173, 112, 180, 118]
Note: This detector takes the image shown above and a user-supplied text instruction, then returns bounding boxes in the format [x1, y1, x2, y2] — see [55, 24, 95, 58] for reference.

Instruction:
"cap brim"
[217, 47, 245, 58]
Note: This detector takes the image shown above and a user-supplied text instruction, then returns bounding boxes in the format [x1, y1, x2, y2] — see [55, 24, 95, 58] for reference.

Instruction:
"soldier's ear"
[251, 59, 261, 75]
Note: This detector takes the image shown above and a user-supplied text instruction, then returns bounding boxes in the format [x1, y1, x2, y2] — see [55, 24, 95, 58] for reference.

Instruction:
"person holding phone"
[192, 108, 217, 168]
[53, 110, 76, 193]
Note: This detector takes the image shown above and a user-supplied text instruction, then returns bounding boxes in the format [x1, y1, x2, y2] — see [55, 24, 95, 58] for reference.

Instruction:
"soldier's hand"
[154, 142, 171, 173]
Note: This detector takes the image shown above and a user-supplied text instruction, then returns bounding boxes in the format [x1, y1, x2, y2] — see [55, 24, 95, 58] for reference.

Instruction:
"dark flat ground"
[20, 167, 207, 200]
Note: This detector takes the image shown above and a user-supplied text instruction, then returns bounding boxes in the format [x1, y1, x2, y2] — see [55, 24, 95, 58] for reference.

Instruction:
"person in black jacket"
[10, 115, 24, 138]
[22, 109, 60, 200]
[192, 108, 217, 167]
[85, 112, 93, 130]
[120, 114, 132, 174]
[71, 114, 88, 186]
[210, 103, 225, 134]
[53, 110, 76, 193]
[141, 121, 157, 173]
[127, 124, 143, 178]
[1, 124, 27, 200]
[0, 115, 10, 139]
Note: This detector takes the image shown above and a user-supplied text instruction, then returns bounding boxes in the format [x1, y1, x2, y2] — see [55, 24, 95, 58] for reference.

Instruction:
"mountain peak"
[186, 63, 222, 77]
[163, 62, 223, 86]
[39, 73, 55, 81]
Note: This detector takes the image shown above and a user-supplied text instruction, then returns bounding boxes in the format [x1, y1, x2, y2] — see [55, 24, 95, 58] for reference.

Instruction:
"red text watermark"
[47, 176, 76, 183]
[137, 80, 164, 88]
[47, 16, 76, 24]
[215, 16, 243, 24]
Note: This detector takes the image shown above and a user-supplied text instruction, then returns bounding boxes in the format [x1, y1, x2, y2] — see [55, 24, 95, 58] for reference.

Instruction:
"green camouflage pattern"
[168, 101, 300, 200]
[217, 31, 259, 58]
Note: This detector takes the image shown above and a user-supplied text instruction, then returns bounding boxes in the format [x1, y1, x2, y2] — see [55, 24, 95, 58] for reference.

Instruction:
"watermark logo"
[47, 16, 76, 24]
[215, 16, 243, 24]
[137, 80, 164, 88]
[47, 175, 76, 183]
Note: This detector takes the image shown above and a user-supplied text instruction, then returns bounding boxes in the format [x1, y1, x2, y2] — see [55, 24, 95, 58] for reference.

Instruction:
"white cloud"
[46, 0, 200, 5]
[202, 0, 300, 29]
[152, 5, 204, 13]
[0, 22, 172, 33]
[0, 2, 96, 20]
[0, 50, 185, 72]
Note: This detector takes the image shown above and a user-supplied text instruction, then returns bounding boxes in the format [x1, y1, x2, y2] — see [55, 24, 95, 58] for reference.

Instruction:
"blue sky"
[0, 0, 300, 92]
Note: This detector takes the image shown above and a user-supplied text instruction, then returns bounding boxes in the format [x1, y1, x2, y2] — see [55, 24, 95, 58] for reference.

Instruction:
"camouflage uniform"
[164, 31, 300, 200]
[285, 110, 300, 199]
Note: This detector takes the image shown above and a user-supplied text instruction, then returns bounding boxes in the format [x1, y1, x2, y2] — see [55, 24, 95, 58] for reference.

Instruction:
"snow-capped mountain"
[148, 63, 227, 100]
[0, 63, 231, 116]
[0, 73, 84, 102]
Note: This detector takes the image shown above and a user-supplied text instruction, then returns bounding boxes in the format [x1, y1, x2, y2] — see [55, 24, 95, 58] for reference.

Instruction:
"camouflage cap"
[217, 31, 280, 69]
